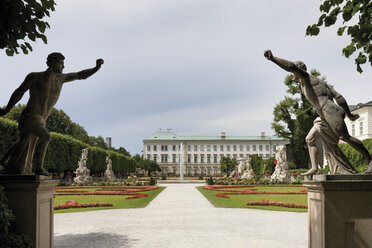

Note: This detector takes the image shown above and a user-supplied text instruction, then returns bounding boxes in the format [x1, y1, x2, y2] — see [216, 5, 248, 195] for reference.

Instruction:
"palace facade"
[143, 129, 289, 176]
[344, 101, 372, 140]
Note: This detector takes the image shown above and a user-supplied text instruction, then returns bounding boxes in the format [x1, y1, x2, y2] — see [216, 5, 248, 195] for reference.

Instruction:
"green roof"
[143, 130, 287, 141]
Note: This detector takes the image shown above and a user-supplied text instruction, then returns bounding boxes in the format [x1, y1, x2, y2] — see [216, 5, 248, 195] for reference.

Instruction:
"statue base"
[303, 174, 372, 248]
[0, 175, 59, 248]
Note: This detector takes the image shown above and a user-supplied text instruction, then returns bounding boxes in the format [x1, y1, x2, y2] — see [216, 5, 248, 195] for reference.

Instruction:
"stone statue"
[104, 156, 115, 179]
[74, 148, 92, 185]
[264, 50, 372, 175]
[241, 156, 254, 179]
[0, 53, 104, 176]
[270, 145, 291, 183]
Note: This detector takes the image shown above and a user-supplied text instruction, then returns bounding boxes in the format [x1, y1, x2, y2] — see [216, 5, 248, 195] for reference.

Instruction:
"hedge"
[339, 139, 372, 173]
[0, 117, 135, 175]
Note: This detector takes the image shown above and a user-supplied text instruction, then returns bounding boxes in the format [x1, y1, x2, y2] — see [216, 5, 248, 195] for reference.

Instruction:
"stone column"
[0, 175, 59, 248]
[303, 174, 372, 248]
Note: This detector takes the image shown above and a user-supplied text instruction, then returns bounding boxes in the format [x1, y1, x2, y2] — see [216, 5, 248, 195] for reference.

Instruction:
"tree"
[271, 70, 320, 169]
[306, 0, 372, 73]
[0, 0, 56, 56]
[219, 156, 238, 176]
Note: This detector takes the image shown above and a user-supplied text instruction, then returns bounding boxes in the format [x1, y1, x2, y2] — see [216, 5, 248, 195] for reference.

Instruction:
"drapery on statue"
[264, 50, 372, 176]
[0, 53, 104, 176]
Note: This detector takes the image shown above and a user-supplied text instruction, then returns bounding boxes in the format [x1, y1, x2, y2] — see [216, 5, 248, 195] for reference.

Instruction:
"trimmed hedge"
[0, 117, 135, 175]
[339, 139, 372, 173]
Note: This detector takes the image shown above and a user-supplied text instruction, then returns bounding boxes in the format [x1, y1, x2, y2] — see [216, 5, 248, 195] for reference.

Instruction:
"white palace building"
[143, 129, 289, 176]
[344, 101, 372, 141]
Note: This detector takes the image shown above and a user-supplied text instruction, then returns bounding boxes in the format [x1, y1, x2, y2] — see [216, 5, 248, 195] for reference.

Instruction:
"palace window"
[187, 145, 191, 151]
[220, 145, 224, 151]
[246, 145, 250, 151]
[194, 145, 198, 151]
[227, 145, 230, 151]
[213, 155, 218, 163]
[360, 122, 363, 135]
[153, 154, 157, 162]
[207, 145, 211, 151]
[266, 145, 269, 151]
[273, 145, 277, 151]
[172, 155, 176, 163]
[161, 145, 168, 151]
[153, 145, 157, 151]
[194, 155, 198, 163]
[172, 145, 177, 151]
[200, 145, 204, 151]
[213, 145, 217, 151]
[161, 155, 168, 163]
[201, 155, 204, 163]
[187, 155, 191, 163]
[207, 167, 211, 175]
[207, 155, 211, 163]
[147, 145, 151, 151]
[252, 145, 256, 152]
[259, 145, 263, 152]
[239, 145, 244, 151]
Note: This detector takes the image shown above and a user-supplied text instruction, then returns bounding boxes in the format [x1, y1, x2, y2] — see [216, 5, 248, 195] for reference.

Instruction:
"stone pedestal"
[303, 174, 372, 248]
[0, 175, 59, 248]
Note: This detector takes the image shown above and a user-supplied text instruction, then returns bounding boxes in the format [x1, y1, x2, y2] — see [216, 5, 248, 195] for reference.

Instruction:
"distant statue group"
[270, 145, 290, 183]
[74, 148, 92, 185]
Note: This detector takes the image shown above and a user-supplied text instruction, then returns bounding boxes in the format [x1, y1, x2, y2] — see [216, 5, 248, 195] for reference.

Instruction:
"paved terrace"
[54, 183, 308, 248]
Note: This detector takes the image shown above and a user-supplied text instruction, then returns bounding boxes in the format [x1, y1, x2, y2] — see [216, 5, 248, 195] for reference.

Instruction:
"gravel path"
[54, 183, 307, 248]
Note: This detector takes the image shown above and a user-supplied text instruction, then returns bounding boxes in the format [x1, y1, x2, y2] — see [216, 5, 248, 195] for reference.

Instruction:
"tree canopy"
[0, 0, 56, 56]
[219, 156, 238, 176]
[271, 70, 320, 168]
[306, 0, 372, 73]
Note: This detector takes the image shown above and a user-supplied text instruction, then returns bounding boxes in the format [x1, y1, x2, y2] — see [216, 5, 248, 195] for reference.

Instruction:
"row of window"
[148, 153, 271, 163]
[147, 144, 276, 152]
[161, 167, 219, 175]
[351, 122, 363, 136]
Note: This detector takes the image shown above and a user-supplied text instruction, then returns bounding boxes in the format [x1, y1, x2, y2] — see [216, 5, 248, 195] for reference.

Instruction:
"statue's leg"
[33, 124, 51, 176]
[302, 126, 321, 176]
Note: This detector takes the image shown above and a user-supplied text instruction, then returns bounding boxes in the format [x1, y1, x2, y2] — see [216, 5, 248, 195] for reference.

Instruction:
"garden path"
[54, 183, 308, 248]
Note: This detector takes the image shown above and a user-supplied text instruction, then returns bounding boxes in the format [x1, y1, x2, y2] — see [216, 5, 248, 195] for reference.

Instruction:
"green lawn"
[54, 186, 165, 213]
[197, 186, 308, 212]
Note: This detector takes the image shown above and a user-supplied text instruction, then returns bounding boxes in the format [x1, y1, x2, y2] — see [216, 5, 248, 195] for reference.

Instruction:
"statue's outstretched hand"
[264, 50, 273, 60]
[96, 59, 104, 68]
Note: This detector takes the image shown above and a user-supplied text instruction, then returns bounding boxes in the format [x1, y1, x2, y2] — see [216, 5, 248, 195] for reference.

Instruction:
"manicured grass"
[54, 186, 165, 213]
[197, 186, 308, 212]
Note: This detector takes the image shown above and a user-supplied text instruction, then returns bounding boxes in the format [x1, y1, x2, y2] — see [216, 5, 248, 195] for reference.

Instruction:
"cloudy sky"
[1, 0, 371, 155]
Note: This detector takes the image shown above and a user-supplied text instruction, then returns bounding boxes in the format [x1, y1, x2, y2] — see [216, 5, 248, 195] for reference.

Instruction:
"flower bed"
[203, 185, 308, 209]
[54, 200, 113, 210]
[54, 186, 159, 199]
[247, 200, 307, 209]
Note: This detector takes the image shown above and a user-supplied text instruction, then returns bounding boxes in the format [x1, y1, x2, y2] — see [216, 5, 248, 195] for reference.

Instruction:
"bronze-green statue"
[0, 53, 104, 175]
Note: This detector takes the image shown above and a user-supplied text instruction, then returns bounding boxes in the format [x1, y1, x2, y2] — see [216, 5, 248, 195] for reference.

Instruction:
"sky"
[1, 0, 371, 155]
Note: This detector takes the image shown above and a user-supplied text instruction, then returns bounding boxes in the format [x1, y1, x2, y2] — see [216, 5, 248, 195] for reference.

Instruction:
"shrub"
[0, 187, 33, 248]
[149, 177, 157, 186]
[206, 176, 214, 185]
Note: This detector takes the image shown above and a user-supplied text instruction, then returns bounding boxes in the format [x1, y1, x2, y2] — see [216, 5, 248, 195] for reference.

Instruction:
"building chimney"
[221, 132, 226, 139]
[261, 132, 265, 137]
[106, 137, 112, 148]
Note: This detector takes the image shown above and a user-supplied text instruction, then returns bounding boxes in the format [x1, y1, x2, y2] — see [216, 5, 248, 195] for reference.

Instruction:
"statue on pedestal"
[74, 148, 92, 185]
[271, 145, 291, 183]
[241, 156, 255, 179]
[104, 156, 115, 179]
[264, 50, 372, 175]
[0, 53, 104, 176]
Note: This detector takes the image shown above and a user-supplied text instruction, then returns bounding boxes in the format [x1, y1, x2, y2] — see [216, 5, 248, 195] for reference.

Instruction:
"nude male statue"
[264, 50, 372, 175]
[0, 52, 104, 176]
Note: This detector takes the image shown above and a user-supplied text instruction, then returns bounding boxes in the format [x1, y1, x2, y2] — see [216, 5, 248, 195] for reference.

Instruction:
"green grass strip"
[54, 186, 165, 213]
[197, 186, 308, 213]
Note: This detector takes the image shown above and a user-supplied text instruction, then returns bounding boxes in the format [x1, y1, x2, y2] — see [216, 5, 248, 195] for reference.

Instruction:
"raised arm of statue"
[264, 50, 308, 78]
[327, 84, 359, 121]
[0, 74, 34, 116]
[63, 59, 104, 83]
